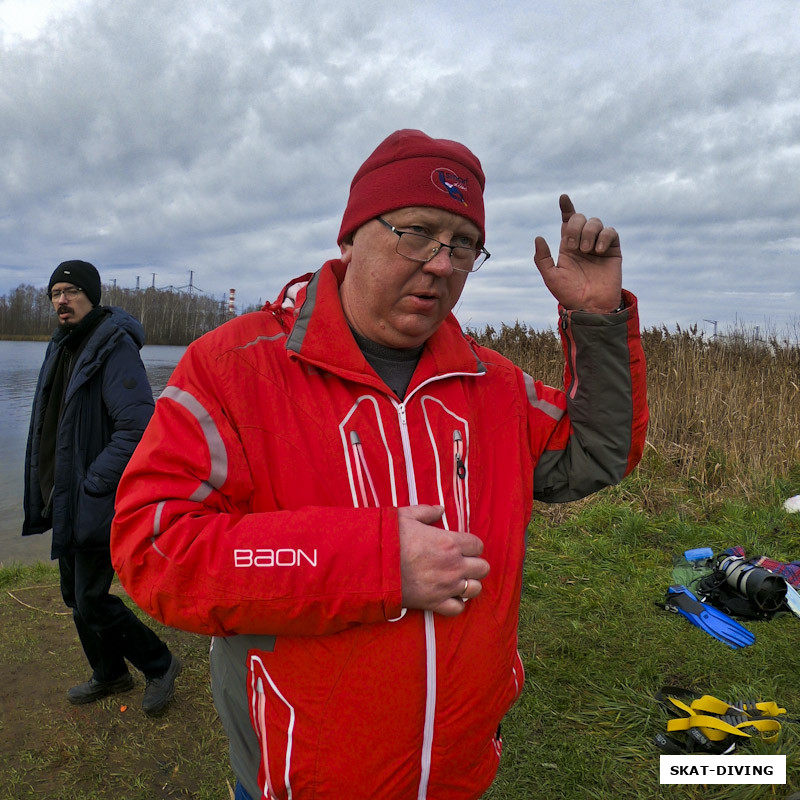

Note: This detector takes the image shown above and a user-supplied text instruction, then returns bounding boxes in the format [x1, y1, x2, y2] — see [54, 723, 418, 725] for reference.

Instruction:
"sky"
[1, 0, 798, 337]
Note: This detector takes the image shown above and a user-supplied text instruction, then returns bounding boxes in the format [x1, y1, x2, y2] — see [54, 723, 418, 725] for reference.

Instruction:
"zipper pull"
[453, 431, 466, 479]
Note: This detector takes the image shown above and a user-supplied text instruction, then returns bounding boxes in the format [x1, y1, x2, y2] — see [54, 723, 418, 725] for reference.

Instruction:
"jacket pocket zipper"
[349, 430, 379, 508]
[453, 430, 467, 532]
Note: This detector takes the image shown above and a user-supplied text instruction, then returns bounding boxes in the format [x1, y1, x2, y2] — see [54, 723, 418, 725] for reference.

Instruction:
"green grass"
[1, 475, 799, 799]
[485, 476, 800, 800]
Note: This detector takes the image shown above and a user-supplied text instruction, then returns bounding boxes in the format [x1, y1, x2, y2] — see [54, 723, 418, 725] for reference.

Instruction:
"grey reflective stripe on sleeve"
[534, 311, 633, 502]
[234, 333, 287, 350]
[161, 386, 228, 501]
[522, 372, 565, 422]
[150, 500, 168, 555]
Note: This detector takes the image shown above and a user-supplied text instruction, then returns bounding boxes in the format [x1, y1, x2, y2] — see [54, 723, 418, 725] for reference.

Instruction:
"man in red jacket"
[112, 130, 647, 800]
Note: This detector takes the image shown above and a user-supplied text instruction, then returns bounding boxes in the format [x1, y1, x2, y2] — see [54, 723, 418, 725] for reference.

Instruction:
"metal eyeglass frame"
[48, 287, 83, 301]
[376, 217, 490, 272]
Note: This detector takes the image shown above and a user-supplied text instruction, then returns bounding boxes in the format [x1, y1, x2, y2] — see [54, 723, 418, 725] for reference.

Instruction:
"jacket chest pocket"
[416, 394, 472, 533]
[339, 395, 402, 508]
[339, 393, 474, 533]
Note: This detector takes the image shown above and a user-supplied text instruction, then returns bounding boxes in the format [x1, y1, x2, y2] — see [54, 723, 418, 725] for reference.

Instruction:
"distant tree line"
[0, 283, 260, 345]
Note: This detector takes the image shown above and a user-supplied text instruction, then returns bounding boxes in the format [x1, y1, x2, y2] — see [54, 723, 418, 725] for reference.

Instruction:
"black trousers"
[59, 548, 171, 683]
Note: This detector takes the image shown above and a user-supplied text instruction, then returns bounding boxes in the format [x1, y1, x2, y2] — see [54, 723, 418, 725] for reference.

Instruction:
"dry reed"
[468, 321, 800, 500]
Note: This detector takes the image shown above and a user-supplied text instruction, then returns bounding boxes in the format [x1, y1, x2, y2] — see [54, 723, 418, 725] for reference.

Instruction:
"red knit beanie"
[338, 129, 486, 246]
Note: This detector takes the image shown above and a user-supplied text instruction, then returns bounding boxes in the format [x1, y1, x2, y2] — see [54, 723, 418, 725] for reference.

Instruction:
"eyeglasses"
[49, 287, 83, 301]
[377, 218, 490, 272]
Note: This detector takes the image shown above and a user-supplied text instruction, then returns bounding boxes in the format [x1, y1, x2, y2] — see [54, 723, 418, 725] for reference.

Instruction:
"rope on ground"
[6, 586, 71, 616]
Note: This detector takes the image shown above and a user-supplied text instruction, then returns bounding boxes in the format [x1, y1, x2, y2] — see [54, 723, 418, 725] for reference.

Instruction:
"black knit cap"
[48, 260, 102, 306]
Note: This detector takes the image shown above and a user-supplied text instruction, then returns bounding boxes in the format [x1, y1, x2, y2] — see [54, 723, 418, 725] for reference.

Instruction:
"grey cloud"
[0, 0, 798, 336]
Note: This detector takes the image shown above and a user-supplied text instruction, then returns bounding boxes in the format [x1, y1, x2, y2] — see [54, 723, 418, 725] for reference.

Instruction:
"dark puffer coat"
[23, 307, 154, 558]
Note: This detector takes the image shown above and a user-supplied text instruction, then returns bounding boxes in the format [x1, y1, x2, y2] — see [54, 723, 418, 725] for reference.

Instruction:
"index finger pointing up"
[559, 194, 575, 223]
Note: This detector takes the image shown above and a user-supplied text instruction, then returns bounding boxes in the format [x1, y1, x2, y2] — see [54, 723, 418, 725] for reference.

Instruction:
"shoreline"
[0, 557, 53, 570]
[1, 528, 55, 568]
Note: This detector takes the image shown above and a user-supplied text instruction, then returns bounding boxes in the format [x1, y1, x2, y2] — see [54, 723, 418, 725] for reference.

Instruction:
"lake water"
[0, 340, 186, 566]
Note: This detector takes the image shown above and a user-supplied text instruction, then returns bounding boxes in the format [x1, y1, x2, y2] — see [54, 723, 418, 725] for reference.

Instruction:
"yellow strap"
[690, 696, 733, 715]
[667, 715, 751, 739]
[667, 697, 696, 716]
[753, 701, 786, 717]
[667, 715, 782, 743]
[668, 694, 786, 719]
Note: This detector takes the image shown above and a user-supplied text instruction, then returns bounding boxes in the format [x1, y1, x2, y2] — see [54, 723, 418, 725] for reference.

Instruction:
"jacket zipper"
[395, 374, 484, 799]
[394, 399, 436, 800]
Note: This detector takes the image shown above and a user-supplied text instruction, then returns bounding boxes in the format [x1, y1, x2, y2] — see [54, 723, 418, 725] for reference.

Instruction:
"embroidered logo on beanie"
[431, 168, 469, 206]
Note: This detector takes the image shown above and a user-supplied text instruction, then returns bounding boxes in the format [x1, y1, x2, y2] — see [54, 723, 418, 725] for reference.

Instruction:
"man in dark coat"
[23, 259, 181, 716]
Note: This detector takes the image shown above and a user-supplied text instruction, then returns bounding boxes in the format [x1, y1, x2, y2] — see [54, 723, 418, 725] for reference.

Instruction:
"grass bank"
[0, 563, 234, 799]
[2, 477, 798, 799]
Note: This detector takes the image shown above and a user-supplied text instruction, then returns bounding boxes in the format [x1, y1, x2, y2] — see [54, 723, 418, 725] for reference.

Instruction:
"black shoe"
[142, 654, 182, 716]
[67, 673, 135, 705]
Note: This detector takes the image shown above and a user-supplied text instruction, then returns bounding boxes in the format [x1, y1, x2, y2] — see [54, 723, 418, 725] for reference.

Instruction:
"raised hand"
[533, 194, 623, 314]
[398, 505, 490, 617]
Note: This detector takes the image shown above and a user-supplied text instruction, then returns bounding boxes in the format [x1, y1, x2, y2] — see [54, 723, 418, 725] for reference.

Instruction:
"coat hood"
[104, 306, 146, 350]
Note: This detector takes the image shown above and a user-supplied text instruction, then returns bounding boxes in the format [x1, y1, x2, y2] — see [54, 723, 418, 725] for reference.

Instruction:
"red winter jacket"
[112, 260, 647, 800]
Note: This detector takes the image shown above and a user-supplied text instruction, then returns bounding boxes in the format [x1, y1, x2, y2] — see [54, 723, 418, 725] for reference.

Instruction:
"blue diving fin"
[666, 585, 755, 649]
